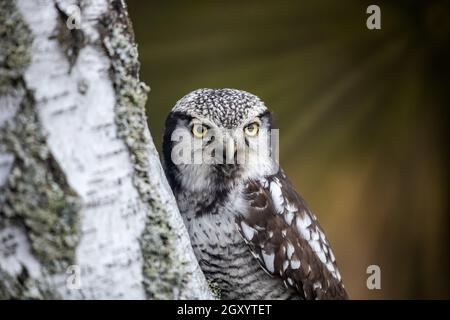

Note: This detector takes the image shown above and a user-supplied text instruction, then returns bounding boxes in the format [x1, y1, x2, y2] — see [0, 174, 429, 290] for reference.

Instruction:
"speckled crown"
[172, 88, 268, 128]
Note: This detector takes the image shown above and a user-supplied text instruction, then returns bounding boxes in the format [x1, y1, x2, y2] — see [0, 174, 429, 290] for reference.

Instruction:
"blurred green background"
[127, 0, 450, 299]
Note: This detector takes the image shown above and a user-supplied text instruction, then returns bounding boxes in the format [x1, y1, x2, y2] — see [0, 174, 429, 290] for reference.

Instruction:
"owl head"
[163, 88, 279, 193]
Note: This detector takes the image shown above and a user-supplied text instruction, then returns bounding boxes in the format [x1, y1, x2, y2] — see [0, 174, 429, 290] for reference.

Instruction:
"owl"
[163, 88, 348, 300]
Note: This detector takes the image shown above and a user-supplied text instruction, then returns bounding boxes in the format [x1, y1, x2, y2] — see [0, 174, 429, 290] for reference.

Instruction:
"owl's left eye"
[192, 123, 208, 138]
[244, 122, 259, 137]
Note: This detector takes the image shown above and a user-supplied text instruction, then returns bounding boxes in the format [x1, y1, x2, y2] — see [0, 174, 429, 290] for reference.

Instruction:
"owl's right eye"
[192, 124, 208, 138]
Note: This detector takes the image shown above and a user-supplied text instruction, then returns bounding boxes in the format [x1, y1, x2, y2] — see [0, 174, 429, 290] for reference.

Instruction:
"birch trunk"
[0, 0, 212, 299]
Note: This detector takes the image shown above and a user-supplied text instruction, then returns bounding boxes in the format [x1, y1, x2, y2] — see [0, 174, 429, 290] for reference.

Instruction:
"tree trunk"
[0, 0, 212, 299]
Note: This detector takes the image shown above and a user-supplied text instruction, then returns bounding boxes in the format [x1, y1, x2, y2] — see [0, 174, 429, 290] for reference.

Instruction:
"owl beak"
[224, 137, 238, 164]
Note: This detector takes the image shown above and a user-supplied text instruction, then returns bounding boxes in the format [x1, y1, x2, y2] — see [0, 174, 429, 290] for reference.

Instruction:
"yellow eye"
[192, 123, 208, 138]
[244, 123, 259, 136]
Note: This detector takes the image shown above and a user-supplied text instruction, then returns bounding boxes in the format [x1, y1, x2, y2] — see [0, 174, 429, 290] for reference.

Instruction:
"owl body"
[163, 89, 348, 300]
[176, 181, 298, 299]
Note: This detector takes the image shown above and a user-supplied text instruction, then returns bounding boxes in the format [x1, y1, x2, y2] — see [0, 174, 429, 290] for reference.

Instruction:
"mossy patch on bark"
[0, 1, 81, 275]
[0, 90, 81, 273]
[0, 261, 58, 299]
[0, 1, 33, 94]
[98, 0, 187, 298]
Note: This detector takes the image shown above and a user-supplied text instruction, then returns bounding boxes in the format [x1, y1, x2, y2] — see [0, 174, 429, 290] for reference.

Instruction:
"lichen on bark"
[0, 90, 81, 273]
[98, 0, 187, 298]
[0, 262, 57, 299]
[0, 1, 81, 274]
[0, 0, 33, 94]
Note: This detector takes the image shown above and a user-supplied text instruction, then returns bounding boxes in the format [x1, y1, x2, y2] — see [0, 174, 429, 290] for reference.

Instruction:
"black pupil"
[196, 125, 204, 134]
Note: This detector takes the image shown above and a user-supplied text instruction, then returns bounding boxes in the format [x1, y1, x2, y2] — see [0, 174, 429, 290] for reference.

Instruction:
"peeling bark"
[0, 0, 212, 299]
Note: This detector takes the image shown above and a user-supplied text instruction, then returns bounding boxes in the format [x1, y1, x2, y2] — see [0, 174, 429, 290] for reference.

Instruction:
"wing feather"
[235, 170, 348, 300]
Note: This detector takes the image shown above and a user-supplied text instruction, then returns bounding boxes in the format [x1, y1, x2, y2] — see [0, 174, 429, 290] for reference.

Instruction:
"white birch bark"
[0, 0, 212, 299]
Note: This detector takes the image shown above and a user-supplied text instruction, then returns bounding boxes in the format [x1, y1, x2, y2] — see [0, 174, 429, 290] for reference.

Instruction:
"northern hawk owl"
[163, 88, 348, 300]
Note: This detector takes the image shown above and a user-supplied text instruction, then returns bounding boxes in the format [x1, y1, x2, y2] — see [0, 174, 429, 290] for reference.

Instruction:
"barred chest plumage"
[176, 186, 298, 300]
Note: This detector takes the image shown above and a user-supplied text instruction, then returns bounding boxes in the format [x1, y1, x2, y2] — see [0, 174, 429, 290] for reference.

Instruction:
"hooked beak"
[224, 137, 237, 164]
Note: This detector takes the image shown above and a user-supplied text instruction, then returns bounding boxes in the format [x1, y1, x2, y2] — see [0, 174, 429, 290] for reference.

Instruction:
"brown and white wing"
[236, 171, 348, 300]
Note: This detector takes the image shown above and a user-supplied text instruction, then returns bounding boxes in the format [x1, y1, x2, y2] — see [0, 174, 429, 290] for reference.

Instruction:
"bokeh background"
[127, 0, 450, 299]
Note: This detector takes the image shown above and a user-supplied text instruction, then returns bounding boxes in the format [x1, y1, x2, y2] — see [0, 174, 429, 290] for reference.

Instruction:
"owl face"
[163, 89, 279, 193]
